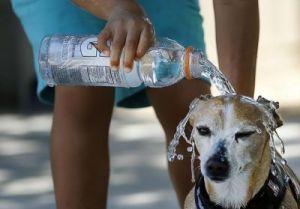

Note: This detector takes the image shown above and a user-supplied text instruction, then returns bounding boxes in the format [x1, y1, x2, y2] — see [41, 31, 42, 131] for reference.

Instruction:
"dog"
[183, 95, 300, 209]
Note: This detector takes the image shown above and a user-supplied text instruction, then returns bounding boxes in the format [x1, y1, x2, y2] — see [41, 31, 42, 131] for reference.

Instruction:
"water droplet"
[271, 168, 278, 176]
[177, 154, 184, 160]
[167, 99, 198, 162]
[256, 128, 262, 134]
[281, 159, 287, 165]
[48, 83, 55, 87]
[168, 155, 175, 162]
[284, 175, 290, 183]
[187, 146, 193, 152]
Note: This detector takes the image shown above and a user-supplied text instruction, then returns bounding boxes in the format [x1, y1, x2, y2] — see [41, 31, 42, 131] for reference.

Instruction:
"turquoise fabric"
[11, 0, 205, 108]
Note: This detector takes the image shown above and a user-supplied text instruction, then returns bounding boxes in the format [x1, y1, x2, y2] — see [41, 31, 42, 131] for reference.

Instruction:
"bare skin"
[51, 0, 259, 208]
[51, 87, 114, 209]
[213, 0, 259, 97]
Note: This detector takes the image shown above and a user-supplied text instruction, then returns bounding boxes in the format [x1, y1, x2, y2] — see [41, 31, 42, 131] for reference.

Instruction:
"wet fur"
[184, 95, 298, 209]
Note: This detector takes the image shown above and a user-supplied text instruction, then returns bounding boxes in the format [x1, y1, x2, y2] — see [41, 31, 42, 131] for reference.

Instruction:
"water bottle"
[39, 35, 235, 94]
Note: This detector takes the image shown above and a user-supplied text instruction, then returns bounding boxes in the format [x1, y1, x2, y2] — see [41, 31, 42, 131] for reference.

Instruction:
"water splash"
[274, 130, 285, 154]
[187, 146, 193, 153]
[239, 97, 300, 199]
[167, 98, 199, 162]
[167, 50, 237, 182]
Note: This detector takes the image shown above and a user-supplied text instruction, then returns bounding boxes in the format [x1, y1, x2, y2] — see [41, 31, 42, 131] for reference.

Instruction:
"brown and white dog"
[184, 95, 299, 209]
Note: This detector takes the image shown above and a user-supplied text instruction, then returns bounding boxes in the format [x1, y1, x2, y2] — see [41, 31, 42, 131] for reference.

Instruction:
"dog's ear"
[257, 96, 283, 130]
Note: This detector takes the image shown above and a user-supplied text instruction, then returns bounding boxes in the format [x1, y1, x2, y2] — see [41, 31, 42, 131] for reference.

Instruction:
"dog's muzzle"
[205, 141, 230, 182]
[205, 154, 230, 182]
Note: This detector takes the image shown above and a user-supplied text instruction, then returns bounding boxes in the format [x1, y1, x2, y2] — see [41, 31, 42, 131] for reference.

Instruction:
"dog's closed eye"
[235, 131, 256, 142]
[197, 126, 211, 136]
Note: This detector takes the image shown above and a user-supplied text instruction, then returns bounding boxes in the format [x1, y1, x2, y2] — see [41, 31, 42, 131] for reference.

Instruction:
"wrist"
[106, 0, 147, 20]
[101, 0, 146, 20]
[72, 0, 146, 20]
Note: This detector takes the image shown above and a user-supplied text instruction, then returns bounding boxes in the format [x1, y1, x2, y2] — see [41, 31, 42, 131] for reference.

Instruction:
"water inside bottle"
[139, 60, 182, 87]
[139, 46, 184, 87]
[154, 62, 182, 84]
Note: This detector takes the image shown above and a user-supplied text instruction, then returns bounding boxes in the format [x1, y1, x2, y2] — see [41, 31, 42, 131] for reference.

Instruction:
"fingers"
[136, 25, 155, 59]
[110, 28, 126, 70]
[98, 28, 111, 56]
[124, 29, 141, 72]
[98, 15, 155, 72]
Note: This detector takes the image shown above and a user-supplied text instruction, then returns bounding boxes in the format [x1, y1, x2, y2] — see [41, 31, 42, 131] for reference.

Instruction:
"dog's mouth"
[206, 175, 229, 183]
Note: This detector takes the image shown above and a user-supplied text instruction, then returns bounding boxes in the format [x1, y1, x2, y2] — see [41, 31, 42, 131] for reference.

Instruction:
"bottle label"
[43, 36, 133, 87]
[51, 65, 122, 85]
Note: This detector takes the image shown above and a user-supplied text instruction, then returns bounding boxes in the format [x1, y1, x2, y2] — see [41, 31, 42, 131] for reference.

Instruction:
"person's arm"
[213, 0, 259, 96]
[72, 0, 155, 71]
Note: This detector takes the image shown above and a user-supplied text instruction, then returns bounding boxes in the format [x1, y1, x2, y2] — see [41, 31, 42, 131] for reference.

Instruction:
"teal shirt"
[12, 0, 205, 108]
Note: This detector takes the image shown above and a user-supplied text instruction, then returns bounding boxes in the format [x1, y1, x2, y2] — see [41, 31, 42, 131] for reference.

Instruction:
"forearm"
[213, 0, 259, 96]
[72, 0, 145, 20]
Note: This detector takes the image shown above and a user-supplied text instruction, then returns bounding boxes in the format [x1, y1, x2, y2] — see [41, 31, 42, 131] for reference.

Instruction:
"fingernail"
[136, 52, 141, 58]
[111, 60, 119, 69]
[124, 62, 133, 73]
[102, 50, 110, 56]
[136, 51, 143, 59]
[124, 67, 132, 73]
[111, 65, 118, 71]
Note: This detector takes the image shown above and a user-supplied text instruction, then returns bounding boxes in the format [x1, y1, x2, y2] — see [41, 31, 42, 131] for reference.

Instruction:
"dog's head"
[189, 95, 282, 183]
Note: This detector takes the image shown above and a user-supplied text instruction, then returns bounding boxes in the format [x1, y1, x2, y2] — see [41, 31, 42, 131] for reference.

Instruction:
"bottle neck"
[184, 47, 193, 79]
[183, 47, 236, 94]
[184, 47, 210, 80]
[183, 47, 206, 80]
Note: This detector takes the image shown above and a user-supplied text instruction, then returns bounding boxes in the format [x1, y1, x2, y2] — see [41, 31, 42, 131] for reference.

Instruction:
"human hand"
[96, 3, 155, 72]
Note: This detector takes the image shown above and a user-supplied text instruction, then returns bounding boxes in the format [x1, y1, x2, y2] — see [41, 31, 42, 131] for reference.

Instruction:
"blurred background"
[0, 0, 299, 209]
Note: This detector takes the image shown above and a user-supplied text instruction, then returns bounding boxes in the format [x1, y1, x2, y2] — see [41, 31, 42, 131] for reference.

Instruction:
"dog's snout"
[205, 156, 230, 182]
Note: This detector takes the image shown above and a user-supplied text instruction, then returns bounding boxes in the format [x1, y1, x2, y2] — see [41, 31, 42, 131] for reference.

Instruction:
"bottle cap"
[184, 47, 192, 80]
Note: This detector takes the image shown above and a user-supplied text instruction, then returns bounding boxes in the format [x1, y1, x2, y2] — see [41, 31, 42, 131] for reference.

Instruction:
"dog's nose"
[205, 156, 229, 182]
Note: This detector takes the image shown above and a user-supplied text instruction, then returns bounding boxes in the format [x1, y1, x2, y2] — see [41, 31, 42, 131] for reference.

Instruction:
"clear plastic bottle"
[39, 35, 235, 94]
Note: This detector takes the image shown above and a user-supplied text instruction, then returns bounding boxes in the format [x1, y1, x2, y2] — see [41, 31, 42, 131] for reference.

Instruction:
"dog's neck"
[204, 146, 271, 209]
